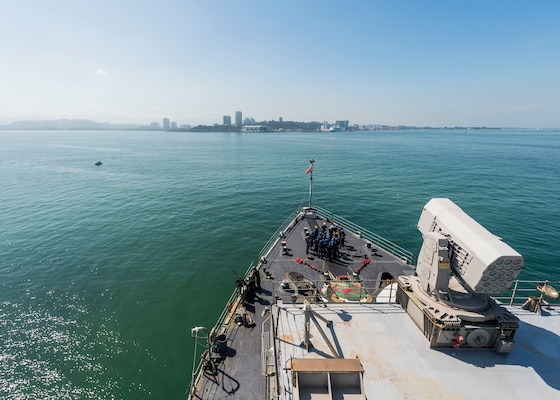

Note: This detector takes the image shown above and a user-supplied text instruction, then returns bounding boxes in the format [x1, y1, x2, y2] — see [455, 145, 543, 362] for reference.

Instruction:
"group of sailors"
[305, 222, 346, 261]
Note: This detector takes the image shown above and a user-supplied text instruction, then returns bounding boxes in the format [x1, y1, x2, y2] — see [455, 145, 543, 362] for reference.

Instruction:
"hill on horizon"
[0, 118, 143, 130]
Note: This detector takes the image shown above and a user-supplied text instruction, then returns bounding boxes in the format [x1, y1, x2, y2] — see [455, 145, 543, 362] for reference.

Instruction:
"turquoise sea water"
[1, 129, 559, 398]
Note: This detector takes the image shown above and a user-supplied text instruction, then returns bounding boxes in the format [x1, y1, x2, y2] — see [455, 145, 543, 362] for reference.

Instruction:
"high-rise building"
[223, 115, 232, 125]
[171, 122, 177, 130]
[279, 117, 283, 124]
[163, 118, 170, 130]
[235, 111, 242, 126]
[336, 120, 349, 129]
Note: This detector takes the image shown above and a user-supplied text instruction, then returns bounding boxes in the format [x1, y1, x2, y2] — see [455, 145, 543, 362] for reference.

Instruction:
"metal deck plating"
[188, 207, 560, 399]
[188, 164, 560, 400]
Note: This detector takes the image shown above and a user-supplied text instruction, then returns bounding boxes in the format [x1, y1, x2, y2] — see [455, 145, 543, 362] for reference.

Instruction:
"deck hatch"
[291, 358, 364, 373]
[291, 358, 365, 400]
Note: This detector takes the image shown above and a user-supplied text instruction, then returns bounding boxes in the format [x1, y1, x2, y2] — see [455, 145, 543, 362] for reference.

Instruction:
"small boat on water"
[95, 161, 103, 166]
[188, 160, 560, 400]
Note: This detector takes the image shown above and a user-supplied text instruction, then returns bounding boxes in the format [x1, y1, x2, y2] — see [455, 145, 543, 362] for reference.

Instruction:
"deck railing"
[271, 278, 560, 308]
[492, 279, 560, 307]
[243, 209, 302, 275]
[187, 205, 559, 398]
[272, 277, 402, 305]
[208, 209, 301, 336]
[187, 208, 300, 399]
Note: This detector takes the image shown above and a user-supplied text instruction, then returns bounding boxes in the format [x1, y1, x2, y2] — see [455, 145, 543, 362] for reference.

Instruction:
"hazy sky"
[2, 1, 559, 127]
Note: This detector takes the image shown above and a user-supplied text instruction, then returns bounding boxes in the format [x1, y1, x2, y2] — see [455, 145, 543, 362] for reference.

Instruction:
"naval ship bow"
[188, 160, 560, 400]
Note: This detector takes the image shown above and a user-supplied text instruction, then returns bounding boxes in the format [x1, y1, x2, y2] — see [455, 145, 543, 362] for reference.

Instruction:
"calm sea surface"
[1, 129, 559, 398]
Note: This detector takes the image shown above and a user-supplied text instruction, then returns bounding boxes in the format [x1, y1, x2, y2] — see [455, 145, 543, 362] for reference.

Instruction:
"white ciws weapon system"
[397, 198, 523, 353]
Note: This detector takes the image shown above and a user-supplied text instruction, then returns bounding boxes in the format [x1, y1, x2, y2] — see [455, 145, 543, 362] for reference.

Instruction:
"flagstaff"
[306, 159, 314, 208]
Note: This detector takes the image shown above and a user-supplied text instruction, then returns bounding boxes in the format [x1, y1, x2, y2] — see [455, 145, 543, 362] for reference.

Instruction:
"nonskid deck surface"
[189, 211, 560, 400]
[191, 209, 560, 400]
[190, 211, 414, 399]
[274, 301, 560, 399]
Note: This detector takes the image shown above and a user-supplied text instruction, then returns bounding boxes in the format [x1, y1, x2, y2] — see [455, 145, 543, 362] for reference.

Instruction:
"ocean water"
[1, 129, 559, 398]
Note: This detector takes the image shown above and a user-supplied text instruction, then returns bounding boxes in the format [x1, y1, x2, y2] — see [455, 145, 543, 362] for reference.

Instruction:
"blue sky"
[1, 0, 559, 127]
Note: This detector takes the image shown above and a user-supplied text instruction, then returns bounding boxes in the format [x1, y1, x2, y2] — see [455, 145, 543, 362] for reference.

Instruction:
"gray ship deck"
[188, 207, 560, 400]
[189, 208, 415, 399]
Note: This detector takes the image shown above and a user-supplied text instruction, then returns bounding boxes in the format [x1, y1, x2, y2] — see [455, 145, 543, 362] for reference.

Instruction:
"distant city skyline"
[2, 2, 560, 128]
[0, 115, 547, 132]
[0, 111, 553, 132]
